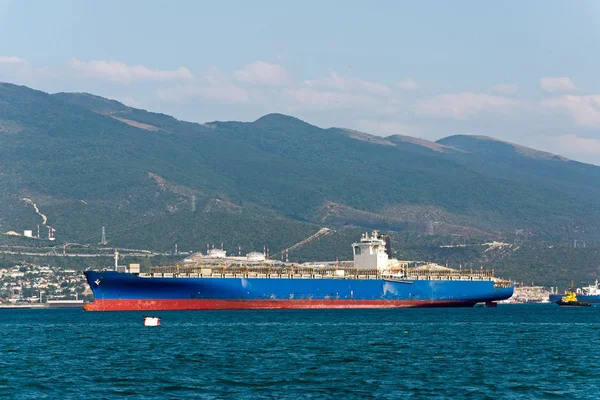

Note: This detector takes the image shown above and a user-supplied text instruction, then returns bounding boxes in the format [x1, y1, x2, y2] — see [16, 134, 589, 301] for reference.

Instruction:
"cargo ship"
[83, 231, 514, 311]
[549, 280, 600, 304]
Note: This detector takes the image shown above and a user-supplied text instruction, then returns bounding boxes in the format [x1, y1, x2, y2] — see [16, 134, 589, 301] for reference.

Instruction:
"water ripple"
[0, 305, 599, 399]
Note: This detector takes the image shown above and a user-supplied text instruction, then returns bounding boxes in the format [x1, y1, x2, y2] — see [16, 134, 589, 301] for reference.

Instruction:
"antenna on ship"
[37, 224, 40, 239]
[101, 226, 107, 245]
[238, 245, 241, 256]
[285, 249, 289, 263]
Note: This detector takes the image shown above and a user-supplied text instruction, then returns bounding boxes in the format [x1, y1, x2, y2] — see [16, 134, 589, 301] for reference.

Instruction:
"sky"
[2, 0, 600, 164]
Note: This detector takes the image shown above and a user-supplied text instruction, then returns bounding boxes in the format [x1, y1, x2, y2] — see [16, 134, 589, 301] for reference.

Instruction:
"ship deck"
[140, 265, 509, 286]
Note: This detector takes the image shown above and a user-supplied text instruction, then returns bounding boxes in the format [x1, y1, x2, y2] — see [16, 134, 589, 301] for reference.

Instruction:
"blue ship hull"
[83, 271, 514, 311]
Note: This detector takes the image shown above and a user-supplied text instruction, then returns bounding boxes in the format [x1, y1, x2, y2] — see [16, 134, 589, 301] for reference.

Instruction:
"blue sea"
[1, 305, 599, 399]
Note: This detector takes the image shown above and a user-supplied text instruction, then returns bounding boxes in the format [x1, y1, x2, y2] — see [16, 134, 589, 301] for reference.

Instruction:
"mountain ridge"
[48, 88, 586, 165]
[2, 82, 600, 284]
[438, 134, 571, 162]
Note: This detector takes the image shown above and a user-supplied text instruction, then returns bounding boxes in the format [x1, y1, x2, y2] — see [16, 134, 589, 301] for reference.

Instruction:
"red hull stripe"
[83, 299, 477, 311]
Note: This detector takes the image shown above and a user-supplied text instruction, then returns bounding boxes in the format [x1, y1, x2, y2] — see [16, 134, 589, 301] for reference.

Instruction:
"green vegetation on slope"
[1, 82, 600, 284]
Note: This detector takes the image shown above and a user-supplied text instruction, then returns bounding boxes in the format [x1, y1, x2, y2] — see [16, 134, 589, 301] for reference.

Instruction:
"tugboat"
[556, 282, 592, 307]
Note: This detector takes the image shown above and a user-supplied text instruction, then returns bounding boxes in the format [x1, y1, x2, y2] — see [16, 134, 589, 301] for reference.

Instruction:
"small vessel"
[143, 316, 161, 326]
[556, 284, 592, 307]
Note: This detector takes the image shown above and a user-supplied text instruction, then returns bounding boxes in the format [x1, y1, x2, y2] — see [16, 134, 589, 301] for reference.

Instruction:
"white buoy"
[143, 316, 161, 326]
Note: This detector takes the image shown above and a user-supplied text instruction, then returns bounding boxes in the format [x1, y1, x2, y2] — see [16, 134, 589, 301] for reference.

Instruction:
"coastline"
[0, 303, 86, 309]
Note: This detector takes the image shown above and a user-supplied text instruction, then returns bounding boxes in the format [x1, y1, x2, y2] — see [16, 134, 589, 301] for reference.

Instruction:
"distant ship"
[549, 280, 600, 304]
[83, 231, 514, 311]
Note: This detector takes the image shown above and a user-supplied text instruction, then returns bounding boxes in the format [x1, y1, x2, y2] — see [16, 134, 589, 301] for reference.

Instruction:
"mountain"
[437, 135, 600, 225]
[2, 82, 600, 285]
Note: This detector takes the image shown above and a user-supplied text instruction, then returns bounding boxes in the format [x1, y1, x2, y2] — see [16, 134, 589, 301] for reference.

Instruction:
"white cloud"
[285, 87, 378, 110]
[398, 78, 419, 90]
[540, 77, 577, 93]
[156, 81, 249, 104]
[354, 120, 416, 136]
[416, 92, 522, 120]
[70, 58, 193, 84]
[233, 61, 290, 86]
[541, 95, 600, 128]
[0, 56, 36, 83]
[305, 72, 390, 96]
[494, 83, 519, 94]
[547, 135, 600, 160]
[378, 99, 406, 116]
[119, 97, 141, 108]
[0, 56, 28, 65]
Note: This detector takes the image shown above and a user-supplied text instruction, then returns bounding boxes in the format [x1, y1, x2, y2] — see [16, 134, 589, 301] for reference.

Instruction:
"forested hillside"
[1, 82, 600, 285]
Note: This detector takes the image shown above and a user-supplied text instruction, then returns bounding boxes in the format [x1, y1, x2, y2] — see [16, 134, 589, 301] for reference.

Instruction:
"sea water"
[0, 305, 599, 399]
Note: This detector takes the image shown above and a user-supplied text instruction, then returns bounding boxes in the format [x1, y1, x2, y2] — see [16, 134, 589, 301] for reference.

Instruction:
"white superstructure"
[246, 252, 266, 262]
[206, 248, 226, 258]
[352, 230, 389, 271]
[577, 280, 600, 296]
